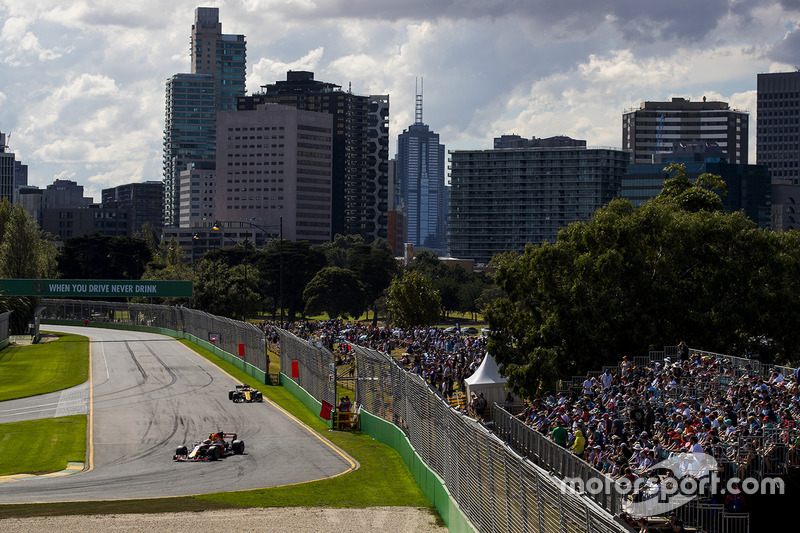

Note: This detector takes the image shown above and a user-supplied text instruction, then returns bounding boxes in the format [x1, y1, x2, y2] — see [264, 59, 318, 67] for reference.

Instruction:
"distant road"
[0, 326, 355, 503]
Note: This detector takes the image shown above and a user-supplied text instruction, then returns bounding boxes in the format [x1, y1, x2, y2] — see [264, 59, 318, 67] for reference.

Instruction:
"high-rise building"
[397, 84, 446, 254]
[623, 97, 748, 165]
[239, 71, 389, 241]
[177, 161, 217, 229]
[449, 140, 628, 265]
[163, 73, 216, 227]
[163, 7, 245, 227]
[191, 6, 246, 111]
[214, 103, 333, 245]
[757, 71, 800, 183]
[0, 132, 15, 203]
[386, 158, 407, 257]
[756, 71, 800, 231]
[622, 141, 771, 229]
[102, 181, 164, 234]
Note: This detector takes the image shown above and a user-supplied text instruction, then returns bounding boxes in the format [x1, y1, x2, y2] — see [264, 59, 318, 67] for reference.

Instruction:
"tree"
[137, 236, 193, 307]
[259, 239, 325, 322]
[0, 200, 58, 333]
[386, 270, 441, 328]
[654, 163, 727, 213]
[190, 262, 256, 319]
[347, 242, 397, 324]
[303, 267, 365, 319]
[457, 279, 485, 320]
[58, 234, 151, 280]
[319, 234, 366, 268]
[486, 167, 798, 396]
[0, 201, 58, 279]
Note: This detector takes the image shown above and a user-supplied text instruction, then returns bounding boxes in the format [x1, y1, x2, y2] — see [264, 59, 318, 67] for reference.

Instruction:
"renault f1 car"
[173, 431, 245, 461]
[229, 384, 263, 403]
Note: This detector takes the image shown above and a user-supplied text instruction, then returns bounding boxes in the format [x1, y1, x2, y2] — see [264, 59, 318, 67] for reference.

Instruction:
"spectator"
[678, 341, 689, 362]
[551, 420, 568, 447]
[571, 427, 586, 457]
[725, 484, 746, 512]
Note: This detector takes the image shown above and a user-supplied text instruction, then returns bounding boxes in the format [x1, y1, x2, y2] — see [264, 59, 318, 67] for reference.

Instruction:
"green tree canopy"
[387, 270, 441, 328]
[0, 200, 59, 333]
[346, 242, 397, 324]
[303, 266, 365, 320]
[58, 233, 152, 280]
[319, 234, 367, 268]
[258, 239, 325, 322]
[486, 166, 800, 396]
[0, 200, 58, 279]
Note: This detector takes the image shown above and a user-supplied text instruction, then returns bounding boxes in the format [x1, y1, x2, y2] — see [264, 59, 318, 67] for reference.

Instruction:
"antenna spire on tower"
[415, 77, 423, 125]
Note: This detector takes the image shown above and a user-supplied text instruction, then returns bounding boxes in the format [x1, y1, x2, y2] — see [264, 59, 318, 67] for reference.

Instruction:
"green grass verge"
[0, 337, 435, 520]
[0, 333, 90, 402]
[0, 416, 86, 476]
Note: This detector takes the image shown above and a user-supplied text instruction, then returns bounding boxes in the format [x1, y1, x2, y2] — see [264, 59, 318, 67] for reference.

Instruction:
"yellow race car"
[228, 384, 263, 403]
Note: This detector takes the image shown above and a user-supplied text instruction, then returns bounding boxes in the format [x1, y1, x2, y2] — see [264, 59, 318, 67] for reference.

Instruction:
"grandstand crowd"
[265, 319, 800, 515]
[264, 318, 488, 397]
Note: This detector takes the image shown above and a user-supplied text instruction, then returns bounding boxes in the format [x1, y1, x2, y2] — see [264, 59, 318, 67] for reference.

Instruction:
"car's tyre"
[232, 440, 245, 454]
[175, 445, 188, 456]
[228, 390, 235, 400]
[208, 445, 220, 460]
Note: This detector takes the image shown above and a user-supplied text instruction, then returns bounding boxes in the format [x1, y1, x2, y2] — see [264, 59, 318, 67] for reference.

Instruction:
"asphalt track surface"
[0, 326, 356, 503]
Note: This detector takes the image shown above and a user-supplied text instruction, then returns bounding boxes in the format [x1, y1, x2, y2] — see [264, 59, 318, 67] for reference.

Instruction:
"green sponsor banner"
[0, 279, 193, 298]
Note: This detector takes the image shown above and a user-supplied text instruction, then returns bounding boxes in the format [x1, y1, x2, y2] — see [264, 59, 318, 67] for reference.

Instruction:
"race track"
[0, 326, 356, 503]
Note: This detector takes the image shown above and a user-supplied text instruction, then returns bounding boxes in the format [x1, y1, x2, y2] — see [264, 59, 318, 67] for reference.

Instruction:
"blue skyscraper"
[397, 82, 446, 254]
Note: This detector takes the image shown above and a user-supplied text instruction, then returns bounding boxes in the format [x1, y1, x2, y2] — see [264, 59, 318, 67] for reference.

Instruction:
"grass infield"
[0, 333, 89, 402]
[0, 415, 87, 476]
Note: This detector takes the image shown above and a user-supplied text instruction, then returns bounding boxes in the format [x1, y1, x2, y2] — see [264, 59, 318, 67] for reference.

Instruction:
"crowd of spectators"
[263, 318, 487, 398]
[265, 318, 800, 515]
[515, 349, 800, 513]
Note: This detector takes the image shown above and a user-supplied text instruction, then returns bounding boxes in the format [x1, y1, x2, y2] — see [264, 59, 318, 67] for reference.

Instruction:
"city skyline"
[0, 1, 797, 202]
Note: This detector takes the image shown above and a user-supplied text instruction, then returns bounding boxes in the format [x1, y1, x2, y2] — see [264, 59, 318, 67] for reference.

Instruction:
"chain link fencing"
[278, 329, 336, 412]
[40, 299, 267, 374]
[0, 311, 9, 349]
[342, 342, 627, 533]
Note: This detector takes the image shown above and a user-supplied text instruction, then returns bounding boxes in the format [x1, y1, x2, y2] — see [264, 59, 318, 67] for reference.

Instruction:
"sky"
[0, 1, 798, 202]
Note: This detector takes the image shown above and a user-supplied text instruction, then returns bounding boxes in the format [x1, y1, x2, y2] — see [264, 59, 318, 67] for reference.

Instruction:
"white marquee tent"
[464, 352, 510, 408]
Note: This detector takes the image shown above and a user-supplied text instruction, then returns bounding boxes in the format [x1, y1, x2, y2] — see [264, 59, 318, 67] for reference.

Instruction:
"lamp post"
[213, 217, 283, 325]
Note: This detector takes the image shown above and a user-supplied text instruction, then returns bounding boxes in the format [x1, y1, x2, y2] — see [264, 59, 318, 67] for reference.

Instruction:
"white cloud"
[249, 47, 325, 91]
[0, 16, 63, 65]
[0, 0, 795, 199]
